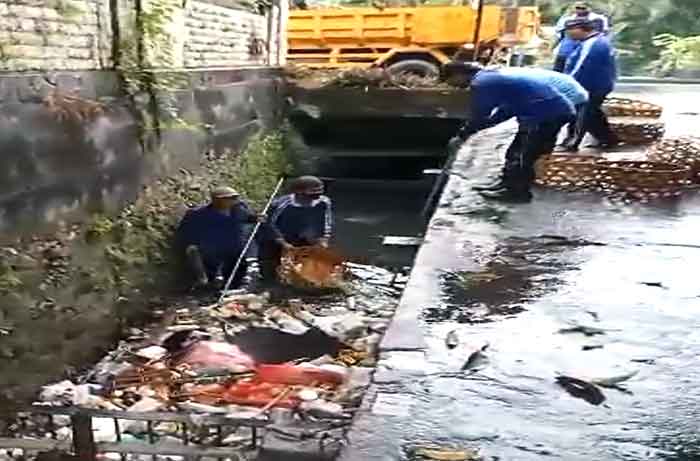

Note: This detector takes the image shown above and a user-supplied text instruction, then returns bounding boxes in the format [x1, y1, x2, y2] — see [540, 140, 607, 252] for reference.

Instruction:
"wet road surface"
[339, 85, 700, 461]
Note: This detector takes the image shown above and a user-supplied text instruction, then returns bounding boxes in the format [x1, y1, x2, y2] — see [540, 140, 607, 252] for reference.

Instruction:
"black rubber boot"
[478, 187, 533, 203]
[471, 178, 506, 192]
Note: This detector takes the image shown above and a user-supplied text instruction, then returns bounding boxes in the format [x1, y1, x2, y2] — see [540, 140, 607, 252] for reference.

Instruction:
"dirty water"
[342, 86, 700, 461]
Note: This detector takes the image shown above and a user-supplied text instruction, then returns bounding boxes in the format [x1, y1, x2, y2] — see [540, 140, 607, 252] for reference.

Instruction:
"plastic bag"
[176, 341, 255, 373]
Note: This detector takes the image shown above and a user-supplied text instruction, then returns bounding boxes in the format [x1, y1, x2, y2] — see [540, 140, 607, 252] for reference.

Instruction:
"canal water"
[339, 84, 700, 461]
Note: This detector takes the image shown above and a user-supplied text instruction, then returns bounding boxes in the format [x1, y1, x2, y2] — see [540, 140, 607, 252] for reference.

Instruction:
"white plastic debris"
[298, 389, 319, 402]
[134, 345, 167, 361]
[299, 400, 348, 419]
[39, 380, 75, 403]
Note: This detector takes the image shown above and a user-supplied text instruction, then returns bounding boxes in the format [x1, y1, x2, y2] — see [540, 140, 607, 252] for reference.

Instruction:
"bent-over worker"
[445, 62, 576, 203]
[176, 186, 258, 289]
[258, 176, 333, 282]
[499, 67, 589, 150]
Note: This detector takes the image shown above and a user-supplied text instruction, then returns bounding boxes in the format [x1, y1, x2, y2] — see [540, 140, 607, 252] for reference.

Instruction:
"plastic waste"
[134, 346, 167, 361]
[299, 400, 347, 419]
[175, 341, 255, 372]
[224, 380, 299, 409]
[256, 364, 345, 386]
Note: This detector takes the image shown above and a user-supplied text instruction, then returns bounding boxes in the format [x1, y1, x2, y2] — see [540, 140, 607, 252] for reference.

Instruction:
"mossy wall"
[0, 68, 291, 410]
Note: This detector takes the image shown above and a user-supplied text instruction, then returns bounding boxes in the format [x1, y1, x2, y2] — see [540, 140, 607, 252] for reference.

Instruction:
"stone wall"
[0, 0, 113, 71]
[0, 0, 286, 72]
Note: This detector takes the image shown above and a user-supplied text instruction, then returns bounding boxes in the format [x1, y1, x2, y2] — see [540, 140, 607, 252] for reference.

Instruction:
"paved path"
[339, 85, 700, 461]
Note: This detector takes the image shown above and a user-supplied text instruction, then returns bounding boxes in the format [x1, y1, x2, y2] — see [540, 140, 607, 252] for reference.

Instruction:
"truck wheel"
[386, 60, 440, 78]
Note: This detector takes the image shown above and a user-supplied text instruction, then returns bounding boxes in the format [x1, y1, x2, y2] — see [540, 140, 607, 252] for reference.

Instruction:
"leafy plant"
[651, 33, 700, 75]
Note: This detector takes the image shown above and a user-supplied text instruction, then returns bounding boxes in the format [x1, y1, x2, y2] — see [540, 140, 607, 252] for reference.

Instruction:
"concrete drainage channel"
[0, 177, 435, 461]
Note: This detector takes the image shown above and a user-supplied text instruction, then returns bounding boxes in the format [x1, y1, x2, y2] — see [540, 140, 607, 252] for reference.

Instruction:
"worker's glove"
[255, 213, 267, 224]
[317, 238, 329, 248]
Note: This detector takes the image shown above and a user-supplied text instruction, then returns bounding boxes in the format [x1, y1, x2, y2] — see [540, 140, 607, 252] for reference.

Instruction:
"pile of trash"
[10, 263, 405, 453]
[285, 66, 454, 90]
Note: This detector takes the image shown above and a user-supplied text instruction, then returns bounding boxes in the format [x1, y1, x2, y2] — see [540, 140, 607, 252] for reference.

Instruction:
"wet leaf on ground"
[409, 446, 482, 461]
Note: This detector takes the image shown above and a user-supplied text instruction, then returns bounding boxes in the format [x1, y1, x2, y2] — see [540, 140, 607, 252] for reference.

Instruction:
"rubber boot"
[478, 186, 533, 203]
[471, 177, 506, 192]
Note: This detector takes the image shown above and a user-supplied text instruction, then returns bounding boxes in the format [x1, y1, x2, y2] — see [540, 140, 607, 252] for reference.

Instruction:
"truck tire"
[386, 59, 440, 78]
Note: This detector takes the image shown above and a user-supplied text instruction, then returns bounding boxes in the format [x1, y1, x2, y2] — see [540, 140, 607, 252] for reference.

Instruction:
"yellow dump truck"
[287, 3, 540, 76]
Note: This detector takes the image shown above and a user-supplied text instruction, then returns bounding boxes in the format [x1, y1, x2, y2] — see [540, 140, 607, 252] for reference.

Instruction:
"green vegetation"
[539, 0, 700, 75]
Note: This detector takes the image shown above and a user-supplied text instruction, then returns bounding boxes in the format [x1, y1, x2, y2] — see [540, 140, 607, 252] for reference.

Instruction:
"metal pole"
[472, 0, 484, 60]
[217, 177, 285, 304]
[71, 414, 96, 461]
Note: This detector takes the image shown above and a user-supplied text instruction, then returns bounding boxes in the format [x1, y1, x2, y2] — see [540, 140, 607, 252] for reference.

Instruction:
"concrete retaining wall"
[0, 67, 285, 236]
[0, 0, 286, 72]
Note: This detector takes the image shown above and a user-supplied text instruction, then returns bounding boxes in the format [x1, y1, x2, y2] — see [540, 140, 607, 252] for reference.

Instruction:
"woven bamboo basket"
[604, 97, 663, 118]
[647, 137, 700, 184]
[596, 160, 692, 199]
[610, 117, 665, 145]
[277, 246, 346, 290]
[535, 154, 603, 191]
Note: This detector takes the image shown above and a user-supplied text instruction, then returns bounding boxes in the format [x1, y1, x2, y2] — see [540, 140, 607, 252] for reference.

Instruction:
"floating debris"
[582, 345, 604, 351]
[445, 330, 459, 349]
[558, 325, 611, 337]
[590, 370, 639, 388]
[409, 446, 482, 461]
[461, 344, 489, 372]
[555, 375, 606, 406]
[640, 281, 666, 289]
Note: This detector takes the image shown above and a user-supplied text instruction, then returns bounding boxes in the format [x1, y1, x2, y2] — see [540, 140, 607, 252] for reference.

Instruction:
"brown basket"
[647, 137, 700, 184]
[610, 117, 665, 145]
[596, 160, 692, 200]
[604, 97, 663, 118]
[535, 154, 603, 191]
[278, 246, 346, 289]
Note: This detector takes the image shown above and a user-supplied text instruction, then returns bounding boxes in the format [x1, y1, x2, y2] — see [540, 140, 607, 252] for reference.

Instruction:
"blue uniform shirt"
[565, 33, 617, 96]
[464, 69, 575, 134]
[555, 11, 610, 58]
[264, 194, 333, 245]
[176, 202, 255, 256]
[500, 67, 589, 107]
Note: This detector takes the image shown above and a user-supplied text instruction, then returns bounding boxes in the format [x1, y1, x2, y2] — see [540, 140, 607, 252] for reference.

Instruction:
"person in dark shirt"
[176, 186, 258, 289]
[444, 62, 575, 203]
[258, 176, 333, 283]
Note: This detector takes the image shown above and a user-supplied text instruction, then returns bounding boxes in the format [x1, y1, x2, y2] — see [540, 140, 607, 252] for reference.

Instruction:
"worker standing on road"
[561, 18, 618, 151]
[499, 67, 589, 150]
[176, 186, 259, 290]
[258, 176, 334, 283]
[553, 1, 610, 72]
[444, 62, 575, 203]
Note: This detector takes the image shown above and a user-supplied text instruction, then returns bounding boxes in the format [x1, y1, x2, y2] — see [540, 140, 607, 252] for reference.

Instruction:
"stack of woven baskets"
[535, 97, 700, 201]
[604, 97, 666, 145]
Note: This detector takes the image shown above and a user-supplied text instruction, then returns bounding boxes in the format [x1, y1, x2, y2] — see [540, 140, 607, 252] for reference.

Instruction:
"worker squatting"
[176, 176, 332, 291]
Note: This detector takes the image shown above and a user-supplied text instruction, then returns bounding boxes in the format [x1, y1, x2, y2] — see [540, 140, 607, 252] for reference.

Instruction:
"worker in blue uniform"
[258, 176, 334, 282]
[500, 67, 589, 149]
[553, 1, 610, 72]
[444, 62, 575, 203]
[176, 186, 258, 289]
[561, 17, 618, 151]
